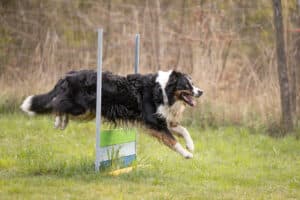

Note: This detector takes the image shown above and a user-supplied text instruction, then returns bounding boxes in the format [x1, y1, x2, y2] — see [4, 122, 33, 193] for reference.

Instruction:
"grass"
[0, 113, 300, 199]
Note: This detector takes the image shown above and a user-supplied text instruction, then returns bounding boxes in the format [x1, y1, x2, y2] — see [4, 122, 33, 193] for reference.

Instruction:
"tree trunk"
[272, 0, 293, 132]
[283, 0, 296, 122]
[295, 0, 300, 119]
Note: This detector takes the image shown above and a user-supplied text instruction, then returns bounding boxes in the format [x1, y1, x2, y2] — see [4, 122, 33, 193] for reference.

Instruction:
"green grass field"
[0, 113, 300, 199]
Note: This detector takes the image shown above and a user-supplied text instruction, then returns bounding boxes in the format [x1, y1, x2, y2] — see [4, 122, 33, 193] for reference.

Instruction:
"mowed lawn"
[0, 113, 300, 199]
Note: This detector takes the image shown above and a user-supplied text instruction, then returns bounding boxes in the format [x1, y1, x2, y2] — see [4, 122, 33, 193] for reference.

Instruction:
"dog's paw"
[174, 142, 193, 159]
[60, 122, 68, 130]
[184, 151, 193, 159]
[54, 122, 60, 129]
[58, 115, 68, 130]
[54, 116, 61, 129]
[186, 141, 194, 152]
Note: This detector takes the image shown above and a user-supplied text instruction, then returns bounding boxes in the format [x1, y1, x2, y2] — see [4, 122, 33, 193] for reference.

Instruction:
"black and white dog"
[21, 70, 203, 158]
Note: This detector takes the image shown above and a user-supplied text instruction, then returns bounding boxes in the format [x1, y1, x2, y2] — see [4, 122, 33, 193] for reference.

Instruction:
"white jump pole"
[134, 34, 140, 156]
[95, 29, 103, 171]
[134, 34, 140, 74]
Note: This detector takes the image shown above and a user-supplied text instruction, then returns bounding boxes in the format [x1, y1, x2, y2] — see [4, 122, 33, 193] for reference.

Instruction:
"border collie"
[21, 70, 203, 158]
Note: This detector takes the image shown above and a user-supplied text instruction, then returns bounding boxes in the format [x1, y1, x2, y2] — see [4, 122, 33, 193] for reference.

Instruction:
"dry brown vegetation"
[1, 0, 299, 129]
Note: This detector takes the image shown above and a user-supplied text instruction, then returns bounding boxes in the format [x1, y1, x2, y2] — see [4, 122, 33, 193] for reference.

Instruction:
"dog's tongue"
[191, 99, 196, 106]
[183, 95, 196, 107]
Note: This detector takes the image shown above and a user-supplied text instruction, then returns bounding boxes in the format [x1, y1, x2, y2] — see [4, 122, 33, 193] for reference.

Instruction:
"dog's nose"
[195, 90, 203, 97]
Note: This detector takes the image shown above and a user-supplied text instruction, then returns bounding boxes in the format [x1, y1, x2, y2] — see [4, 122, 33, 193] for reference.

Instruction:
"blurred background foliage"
[0, 0, 299, 133]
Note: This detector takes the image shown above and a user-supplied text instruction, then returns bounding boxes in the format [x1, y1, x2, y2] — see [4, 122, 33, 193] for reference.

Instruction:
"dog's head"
[165, 71, 203, 106]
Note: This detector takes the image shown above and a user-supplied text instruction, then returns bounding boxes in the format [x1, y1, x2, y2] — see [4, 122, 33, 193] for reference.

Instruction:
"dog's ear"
[168, 70, 179, 85]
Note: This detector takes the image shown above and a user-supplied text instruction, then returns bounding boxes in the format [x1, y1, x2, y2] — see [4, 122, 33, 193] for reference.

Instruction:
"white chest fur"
[156, 101, 186, 125]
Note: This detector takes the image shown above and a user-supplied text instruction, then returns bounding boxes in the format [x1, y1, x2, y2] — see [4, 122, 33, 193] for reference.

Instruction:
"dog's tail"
[20, 89, 57, 116]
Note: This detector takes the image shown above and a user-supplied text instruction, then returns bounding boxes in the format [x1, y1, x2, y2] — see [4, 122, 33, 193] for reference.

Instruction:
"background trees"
[0, 0, 299, 133]
[272, 0, 293, 132]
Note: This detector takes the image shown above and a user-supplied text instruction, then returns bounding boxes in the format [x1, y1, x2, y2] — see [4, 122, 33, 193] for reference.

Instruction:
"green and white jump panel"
[98, 129, 136, 168]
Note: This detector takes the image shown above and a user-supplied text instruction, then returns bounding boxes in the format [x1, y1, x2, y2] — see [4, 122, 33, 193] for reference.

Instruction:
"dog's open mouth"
[180, 92, 196, 107]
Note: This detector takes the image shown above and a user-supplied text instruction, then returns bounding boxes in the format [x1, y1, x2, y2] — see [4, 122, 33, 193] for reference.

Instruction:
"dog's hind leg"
[54, 113, 62, 129]
[60, 114, 69, 130]
[149, 129, 193, 159]
[170, 125, 194, 152]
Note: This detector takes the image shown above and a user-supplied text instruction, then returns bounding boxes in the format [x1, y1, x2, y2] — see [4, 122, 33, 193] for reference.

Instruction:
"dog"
[20, 70, 203, 158]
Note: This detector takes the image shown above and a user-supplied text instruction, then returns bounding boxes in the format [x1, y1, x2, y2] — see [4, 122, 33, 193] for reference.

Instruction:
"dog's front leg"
[149, 129, 193, 159]
[170, 125, 194, 152]
[142, 95, 192, 158]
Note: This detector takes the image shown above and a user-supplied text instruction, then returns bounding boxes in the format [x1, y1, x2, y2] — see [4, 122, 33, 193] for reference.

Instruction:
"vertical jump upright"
[95, 29, 140, 172]
[95, 29, 103, 171]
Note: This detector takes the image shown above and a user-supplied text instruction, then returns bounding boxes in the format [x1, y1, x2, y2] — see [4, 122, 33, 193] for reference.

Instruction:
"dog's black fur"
[21, 70, 203, 158]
